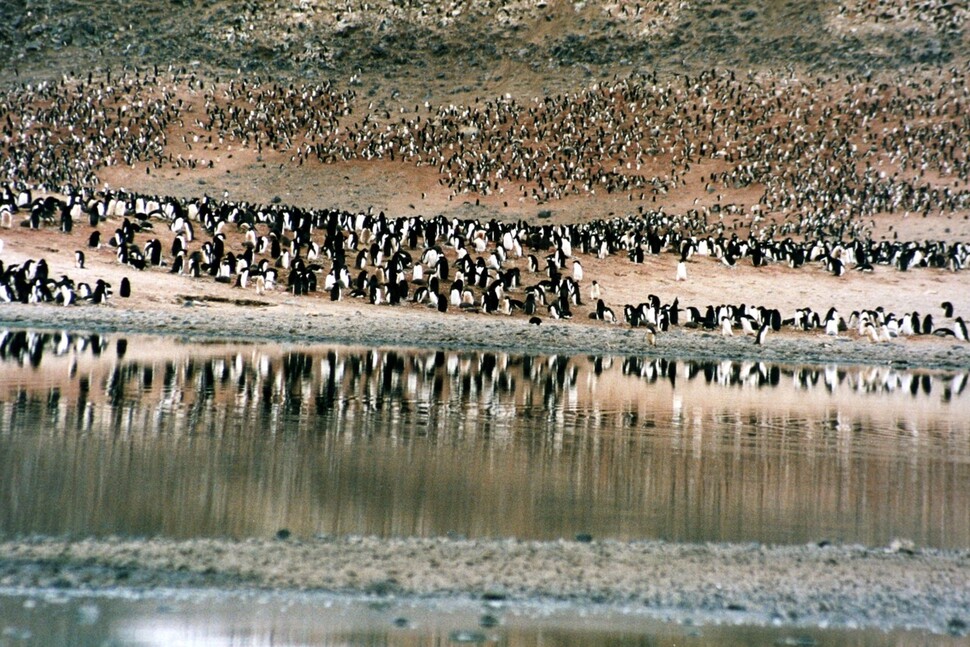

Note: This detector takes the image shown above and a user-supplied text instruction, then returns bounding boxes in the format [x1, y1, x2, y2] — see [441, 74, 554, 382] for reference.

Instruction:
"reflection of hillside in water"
[1, 329, 969, 547]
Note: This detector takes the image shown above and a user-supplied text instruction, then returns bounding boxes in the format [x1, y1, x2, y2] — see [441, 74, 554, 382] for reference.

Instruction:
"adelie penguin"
[74, 250, 85, 269]
[119, 277, 131, 298]
[957, 317, 969, 342]
[90, 280, 111, 304]
[755, 323, 770, 345]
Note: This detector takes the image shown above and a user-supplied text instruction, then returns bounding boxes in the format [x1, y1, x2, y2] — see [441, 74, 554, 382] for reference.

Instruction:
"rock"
[947, 617, 968, 637]
[449, 629, 487, 643]
[886, 538, 916, 555]
[479, 613, 500, 628]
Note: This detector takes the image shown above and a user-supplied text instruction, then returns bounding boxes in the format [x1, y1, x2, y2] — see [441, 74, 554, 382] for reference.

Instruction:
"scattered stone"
[947, 617, 967, 637]
[886, 538, 916, 555]
[449, 629, 487, 644]
[479, 613, 500, 628]
[775, 637, 817, 647]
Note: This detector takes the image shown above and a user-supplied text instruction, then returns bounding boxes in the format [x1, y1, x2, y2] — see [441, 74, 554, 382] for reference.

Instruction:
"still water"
[0, 590, 965, 647]
[1, 329, 969, 548]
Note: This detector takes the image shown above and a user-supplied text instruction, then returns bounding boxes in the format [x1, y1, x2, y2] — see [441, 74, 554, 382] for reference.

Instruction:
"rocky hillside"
[1, 0, 967, 87]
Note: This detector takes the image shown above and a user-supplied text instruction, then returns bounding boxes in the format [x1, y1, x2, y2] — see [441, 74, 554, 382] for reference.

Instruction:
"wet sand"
[1, 535, 967, 636]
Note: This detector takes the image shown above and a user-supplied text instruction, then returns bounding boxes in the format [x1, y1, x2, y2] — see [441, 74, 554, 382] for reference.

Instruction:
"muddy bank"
[0, 536, 967, 637]
[1, 302, 969, 371]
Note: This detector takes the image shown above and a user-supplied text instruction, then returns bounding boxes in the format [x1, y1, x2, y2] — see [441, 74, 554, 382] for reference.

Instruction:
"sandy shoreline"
[2, 301, 970, 372]
[0, 535, 967, 636]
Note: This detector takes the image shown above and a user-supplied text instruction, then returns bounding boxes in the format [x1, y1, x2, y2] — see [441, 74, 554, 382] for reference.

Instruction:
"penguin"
[90, 279, 111, 304]
[739, 316, 756, 336]
[74, 250, 85, 269]
[828, 257, 845, 277]
[449, 279, 464, 307]
[523, 290, 537, 316]
[435, 256, 449, 281]
[88, 231, 101, 248]
[942, 301, 954, 318]
[572, 259, 583, 282]
[825, 314, 840, 336]
[119, 277, 131, 298]
[863, 322, 880, 343]
[601, 302, 617, 324]
[676, 260, 687, 281]
[56, 283, 76, 306]
[755, 323, 770, 345]
[146, 239, 163, 266]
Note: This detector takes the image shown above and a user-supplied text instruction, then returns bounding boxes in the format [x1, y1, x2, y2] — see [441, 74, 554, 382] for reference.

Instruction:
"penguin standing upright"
[119, 277, 131, 298]
[954, 317, 968, 341]
[676, 261, 687, 281]
[755, 323, 770, 345]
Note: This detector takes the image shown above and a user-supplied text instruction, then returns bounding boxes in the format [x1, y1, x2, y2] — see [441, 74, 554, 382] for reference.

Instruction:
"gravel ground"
[1, 535, 968, 637]
[2, 301, 969, 371]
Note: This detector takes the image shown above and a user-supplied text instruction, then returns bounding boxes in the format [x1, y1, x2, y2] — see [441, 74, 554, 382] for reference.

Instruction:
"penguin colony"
[1, 182, 966, 344]
[0, 62, 968, 345]
[2, 65, 970, 240]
